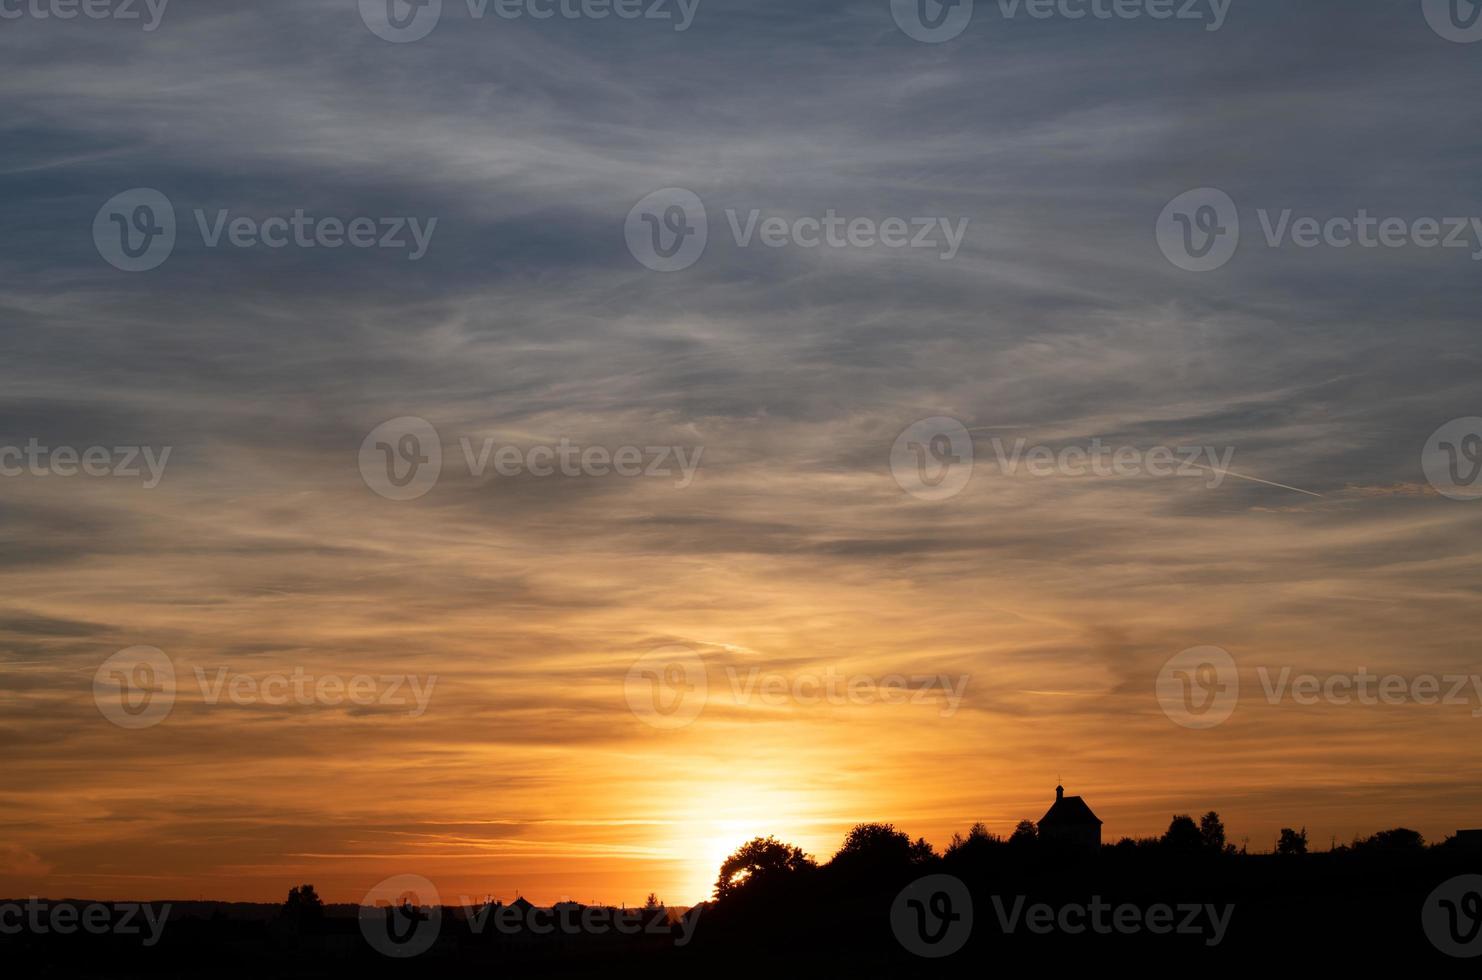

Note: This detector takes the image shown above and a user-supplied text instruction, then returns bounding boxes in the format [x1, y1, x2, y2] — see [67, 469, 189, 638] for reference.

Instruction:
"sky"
[1, 0, 1480, 906]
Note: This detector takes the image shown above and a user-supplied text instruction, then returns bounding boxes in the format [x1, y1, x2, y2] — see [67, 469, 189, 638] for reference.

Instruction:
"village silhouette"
[7, 785, 1482, 974]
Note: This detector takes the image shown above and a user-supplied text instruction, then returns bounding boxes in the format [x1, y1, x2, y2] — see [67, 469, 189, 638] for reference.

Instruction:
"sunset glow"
[2, 0, 1480, 922]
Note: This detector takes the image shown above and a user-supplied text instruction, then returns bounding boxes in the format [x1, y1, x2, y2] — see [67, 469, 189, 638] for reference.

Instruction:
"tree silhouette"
[946, 822, 999, 858]
[280, 884, 325, 932]
[1277, 827, 1308, 855]
[1161, 814, 1202, 850]
[1199, 811, 1226, 852]
[831, 823, 934, 870]
[715, 836, 816, 902]
[1008, 819, 1038, 847]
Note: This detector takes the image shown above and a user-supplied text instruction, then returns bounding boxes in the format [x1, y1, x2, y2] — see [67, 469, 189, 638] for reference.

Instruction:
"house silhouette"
[1037, 784, 1102, 851]
[1454, 829, 1482, 851]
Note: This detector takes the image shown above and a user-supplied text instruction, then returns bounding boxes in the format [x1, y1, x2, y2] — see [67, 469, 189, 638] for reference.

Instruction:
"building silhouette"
[1037, 784, 1102, 851]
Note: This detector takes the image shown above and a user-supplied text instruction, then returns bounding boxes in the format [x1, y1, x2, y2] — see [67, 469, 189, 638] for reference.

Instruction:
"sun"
[668, 820, 768, 905]
[666, 783, 833, 905]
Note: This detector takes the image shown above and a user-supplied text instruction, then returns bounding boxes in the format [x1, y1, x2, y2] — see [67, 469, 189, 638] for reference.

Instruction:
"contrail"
[1182, 461, 1324, 497]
